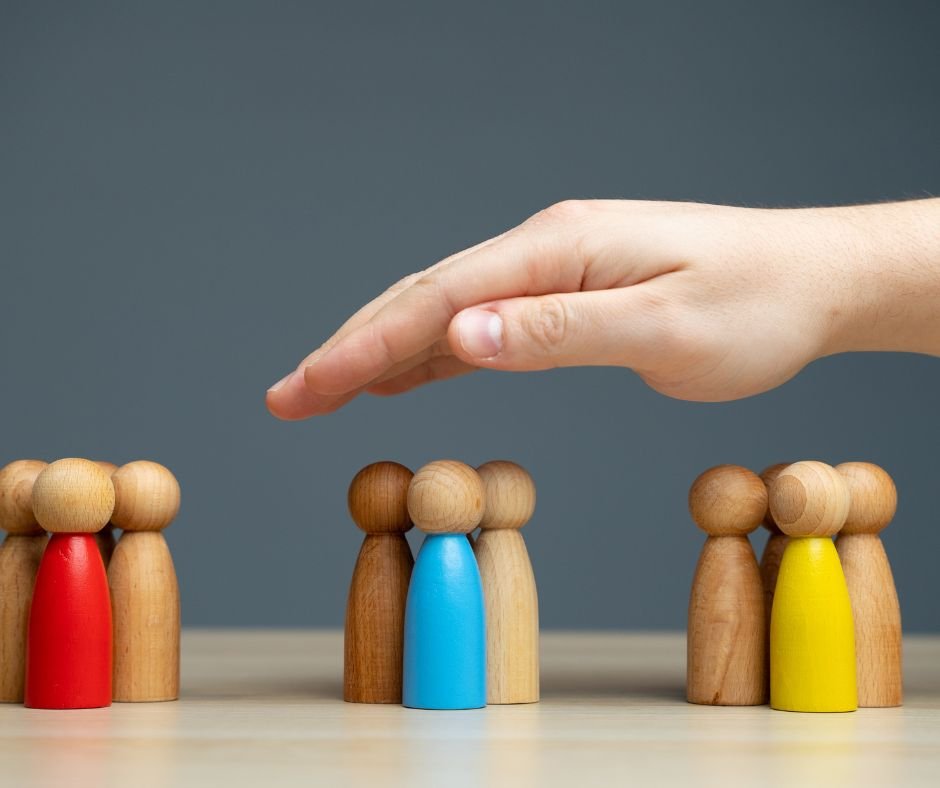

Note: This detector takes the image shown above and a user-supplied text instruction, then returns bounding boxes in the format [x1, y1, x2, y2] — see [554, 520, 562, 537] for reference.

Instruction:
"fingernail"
[457, 309, 503, 359]
[267, 370, 294, 393]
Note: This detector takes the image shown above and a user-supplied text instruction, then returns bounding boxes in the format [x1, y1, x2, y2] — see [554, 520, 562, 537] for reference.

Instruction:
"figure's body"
[26, 459, 115, 709]
[769, 461, 856, 713]
[403, 460, 486, 710]
[686, 465, 767, 706]
[344, 461, 414, 704]
[0, 460, 48, 703]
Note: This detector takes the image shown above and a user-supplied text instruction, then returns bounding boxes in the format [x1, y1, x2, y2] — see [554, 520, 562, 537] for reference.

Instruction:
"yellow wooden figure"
[768, 461, 857, 713]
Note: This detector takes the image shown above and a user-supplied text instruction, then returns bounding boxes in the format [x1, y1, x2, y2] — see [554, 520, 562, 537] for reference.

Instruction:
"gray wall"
[2, 1, 938, 630]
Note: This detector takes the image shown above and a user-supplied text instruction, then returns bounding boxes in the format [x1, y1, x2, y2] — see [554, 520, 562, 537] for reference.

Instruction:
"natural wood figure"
[768, 461, 857, 712]
[758, 464, 790, 627]
[108, 460, 182, 702]
[687, 465, 767, 706]
[835, 461, 902, 707]
[473, 460, 539, 704]
[407, 460, 485, 534]
[344, 461, 415, 704]
[0, 460, 48, 702]
[94, 461, 119, 568]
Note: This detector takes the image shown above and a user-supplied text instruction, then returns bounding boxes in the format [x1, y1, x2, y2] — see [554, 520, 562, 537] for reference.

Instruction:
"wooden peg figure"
[769, 461, 856, 712]
[0, 460, 48, 702]
[344, 461, 414, 704]
[758, 464, 789, 629]
[473, 460, 539, 704]
[94, 461, 119, 568]
[403, 460, 486, 710]
[26, 458, 115, 709]
[108, 461, 181, 702]
[835, 462, 902, 707]
[687, 465, 767, 705]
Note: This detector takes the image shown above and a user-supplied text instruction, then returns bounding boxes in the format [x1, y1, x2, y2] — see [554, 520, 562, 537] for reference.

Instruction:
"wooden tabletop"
[1, 630, 938, 786]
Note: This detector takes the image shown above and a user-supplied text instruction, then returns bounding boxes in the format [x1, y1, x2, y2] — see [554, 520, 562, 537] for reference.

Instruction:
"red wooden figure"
[25, 459, 115, 710]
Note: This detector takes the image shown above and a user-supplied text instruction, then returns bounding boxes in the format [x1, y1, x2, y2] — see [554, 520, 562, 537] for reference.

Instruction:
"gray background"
[2, 1, 938, 630]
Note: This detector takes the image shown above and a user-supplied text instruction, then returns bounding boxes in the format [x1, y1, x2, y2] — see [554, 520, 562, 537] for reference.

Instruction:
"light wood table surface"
[1, 630, 938, 786]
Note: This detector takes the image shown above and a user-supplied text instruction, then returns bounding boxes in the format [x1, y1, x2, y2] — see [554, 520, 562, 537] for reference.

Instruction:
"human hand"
[266, 199, 940, 420]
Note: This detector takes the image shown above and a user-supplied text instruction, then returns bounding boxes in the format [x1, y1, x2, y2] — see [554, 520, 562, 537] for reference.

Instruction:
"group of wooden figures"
[688, 460, 901, 712]
[344, 459, 539, 709]
[0, 458, 181, 709]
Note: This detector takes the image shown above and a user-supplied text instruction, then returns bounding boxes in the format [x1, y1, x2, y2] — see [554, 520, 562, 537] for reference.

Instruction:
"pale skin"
[266, 199, 940, 420]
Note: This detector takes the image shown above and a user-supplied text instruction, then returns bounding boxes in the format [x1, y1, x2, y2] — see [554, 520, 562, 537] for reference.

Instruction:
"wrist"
[813, 200, 940, 357]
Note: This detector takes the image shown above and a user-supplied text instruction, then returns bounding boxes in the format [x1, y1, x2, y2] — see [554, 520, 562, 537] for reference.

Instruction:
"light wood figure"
[94, 461, 119, 568]
[473, 460, 539, 704]
[687, 465, 767, 705]
[769, 461, 856, 712]
[108, 460, 181, 702]
[835, 462, 902, 707]
[0, 460, 48, 702]
[344, 461, 414, 704]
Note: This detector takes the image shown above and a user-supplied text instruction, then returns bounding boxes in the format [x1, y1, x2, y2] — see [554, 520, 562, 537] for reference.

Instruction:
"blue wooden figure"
[403, 461, 486, 710]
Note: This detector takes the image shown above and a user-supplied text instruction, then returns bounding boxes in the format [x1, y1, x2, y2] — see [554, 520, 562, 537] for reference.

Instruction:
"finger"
[366, 356, 476, 397]
[300, 232, 510, 368]
[266, 234, 508, 419]
[265, 367, 364, 420]
[303, 224, 585, 396]
[446, 286, 675, 372]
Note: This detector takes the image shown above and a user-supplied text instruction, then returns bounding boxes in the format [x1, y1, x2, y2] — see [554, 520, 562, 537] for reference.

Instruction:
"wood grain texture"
[110, 461, 181, 532]
[687, 536, 767, 705]
[0, 534, 46, 702]
[109, 532, 181, 702]
[407, 461, 483, 534]
[0, 460, 48, 536]
[474, 530, 539, 703]
[769, 461, 850, 538]
[687, 465, 767, 705]
[109, 461, 181, 702]
[344, 534, 413, 703]
[836, 462, 902, 707]
[32, 459, 115, 534]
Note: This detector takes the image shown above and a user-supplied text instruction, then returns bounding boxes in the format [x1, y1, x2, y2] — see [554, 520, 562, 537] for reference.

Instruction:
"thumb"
[447, 289, 664, 372]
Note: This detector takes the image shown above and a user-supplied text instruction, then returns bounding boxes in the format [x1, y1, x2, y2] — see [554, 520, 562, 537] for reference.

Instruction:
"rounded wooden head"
[407, 460, 484, 534]
[476, 461, 536, 530]
[836, 462, 897, 535]
[32, 458, 115, 534]
[95, 461, 119, 476]
[0, 459, 48, 535]
[110, 461, 181, 531]
[759, 463, 790, 534]
[769, 461, 850, 538]
[688, 465, 766, 536]
[348, 461, 414, 534]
